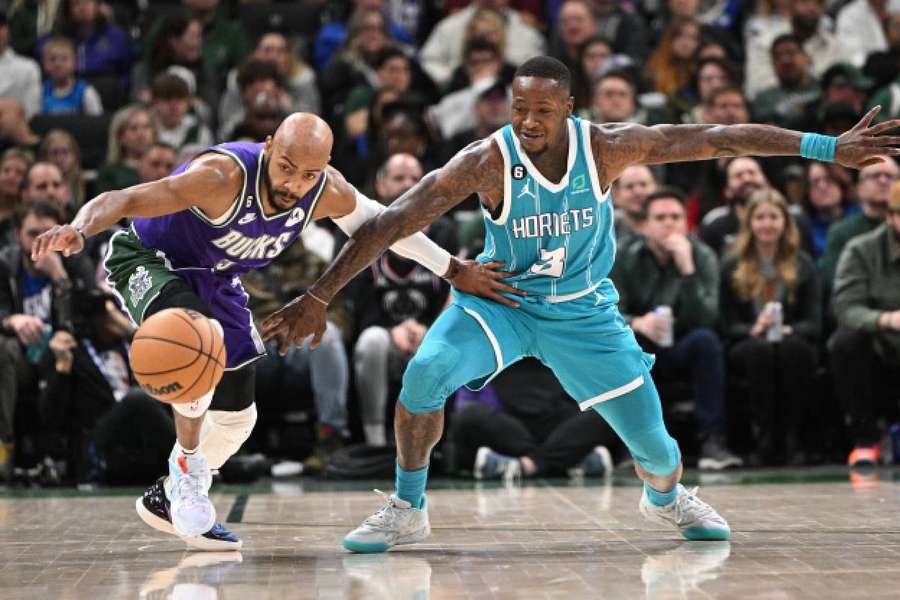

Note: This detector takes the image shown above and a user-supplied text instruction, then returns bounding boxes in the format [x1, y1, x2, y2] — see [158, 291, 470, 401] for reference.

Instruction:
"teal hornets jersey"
[478, 116, 616, 302]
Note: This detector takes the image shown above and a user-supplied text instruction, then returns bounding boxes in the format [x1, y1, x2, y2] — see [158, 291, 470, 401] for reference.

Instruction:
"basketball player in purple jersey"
[31, 113, 520, 551]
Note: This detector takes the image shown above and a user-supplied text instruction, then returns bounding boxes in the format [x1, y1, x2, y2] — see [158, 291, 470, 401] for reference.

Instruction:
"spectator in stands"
[587, 70, 647, 125]
[744, 0, 840, 100]
[38, 129, 85, 209]
[217, 61, 289, 142]
[753, 34, 821, 129]
[586, 0, 649, 63]
[137, 142, 177, 184]
[0, 201, 95, 479]
[220, 31, 320, 123]
[802, 161, 859, 259]
[836, 0, 900, 67]
[699, 157, 769, 256]
[551, 0, 597, 108]
[21, 161, 71, 216]
[720, 189, 821, 465]
[320, 7, 393, 123]
[94, 105, 155, 194]
[611, 164, 657, 243]
[647, 17, 701, 98]
[134, 12, 218, 116]
[821, 158, 899, 282]
[145, 0, 249, 79]
[438, 80, 509, 164]
[445, 33, 515, 95]
[5, 0, 60, 59]
[612, 188, 742, 471]
[420, 0, 545, 86]
[37, 0, 133, 83]
[350, 153, 457, 446]
[675, 57, 740, 125]
[313, 0, 415, 71]
[450, 358, 619, 481]
[149, 73, 213, 154]
[830, 181, 900, 468]
[0, 148, 32, 244]
[231, 90, 289, 143]
[344, 47, 416, 141]
[702, 85, 750, 126]
[36, 288, 171, 484]
[40, 36, 103, 116]
[374, 153, 423, 205]
[0, 99, 41, 158]
[820, 63, 873, 115]
[0, 10, 41, 119]
[578, 34, 614, 85]
[368, 104, 434, 186]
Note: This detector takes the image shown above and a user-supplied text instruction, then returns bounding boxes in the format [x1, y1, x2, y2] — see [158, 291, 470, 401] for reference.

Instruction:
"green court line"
[227, 493, 249, 523]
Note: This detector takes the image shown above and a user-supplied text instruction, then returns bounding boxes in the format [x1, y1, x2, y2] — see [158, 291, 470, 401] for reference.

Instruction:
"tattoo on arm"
[594, 123, 803, 186]
[310, 139, 502, 301]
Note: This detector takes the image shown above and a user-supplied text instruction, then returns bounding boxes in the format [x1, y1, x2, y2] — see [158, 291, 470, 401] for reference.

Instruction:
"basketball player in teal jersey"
[263, 57, 900, 551]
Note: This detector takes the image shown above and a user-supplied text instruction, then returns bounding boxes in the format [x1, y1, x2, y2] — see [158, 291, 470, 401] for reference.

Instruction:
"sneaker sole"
[341, 526, 431, 554]
[682, 527, 731, 541]
[135, 497, 241, 551]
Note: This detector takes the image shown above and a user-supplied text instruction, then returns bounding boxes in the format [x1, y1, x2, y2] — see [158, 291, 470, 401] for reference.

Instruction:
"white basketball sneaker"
[165, 447, 216, 538]
[342, 490, 431, 553]
[639, 485, 731, 541]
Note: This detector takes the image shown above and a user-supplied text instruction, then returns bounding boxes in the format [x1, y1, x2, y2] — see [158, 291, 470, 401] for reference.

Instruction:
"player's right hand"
[31, 224, 85, 261]
[260, 293, 328, 355]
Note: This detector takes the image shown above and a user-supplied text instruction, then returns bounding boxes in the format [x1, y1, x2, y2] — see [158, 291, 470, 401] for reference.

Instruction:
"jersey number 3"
[528, 247, 566, 278]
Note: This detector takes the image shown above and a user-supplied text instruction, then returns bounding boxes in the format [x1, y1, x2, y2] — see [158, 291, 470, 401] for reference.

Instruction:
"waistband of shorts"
[542, 282, 601, 304]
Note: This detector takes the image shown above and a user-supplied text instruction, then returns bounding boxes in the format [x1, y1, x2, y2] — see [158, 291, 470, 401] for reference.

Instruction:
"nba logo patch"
[286, 207, 306, 227]
[128, 266, 152, 307]
[511, 165, 526, 180]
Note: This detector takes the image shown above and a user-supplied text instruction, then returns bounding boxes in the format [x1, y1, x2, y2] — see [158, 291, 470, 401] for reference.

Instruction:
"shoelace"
[173, 460, 207, 502]
[673, 487, 720, 524]
[362, 489, 407, 529]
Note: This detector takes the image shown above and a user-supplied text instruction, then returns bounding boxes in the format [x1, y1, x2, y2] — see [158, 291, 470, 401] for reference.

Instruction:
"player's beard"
[261, 156, 299, 211]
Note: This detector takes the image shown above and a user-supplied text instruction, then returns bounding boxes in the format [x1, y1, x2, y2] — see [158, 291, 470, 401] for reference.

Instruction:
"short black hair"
[237, 60, 281, 92]
[641, 186, 686, 218]
[150, 72, 190, 100]
[373, 46, 408, 70]
[15, 200, 63, 229]
[514, 56, 571, 94]
[771, 33, 804, 54]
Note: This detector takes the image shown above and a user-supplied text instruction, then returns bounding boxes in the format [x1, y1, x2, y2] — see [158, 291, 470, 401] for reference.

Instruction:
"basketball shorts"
[104, 227, 265, 371]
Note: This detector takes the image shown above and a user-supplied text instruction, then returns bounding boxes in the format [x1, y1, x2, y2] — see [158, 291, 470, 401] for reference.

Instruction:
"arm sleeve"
[331, 190, 451, 277]
[834, 241, 882, 332]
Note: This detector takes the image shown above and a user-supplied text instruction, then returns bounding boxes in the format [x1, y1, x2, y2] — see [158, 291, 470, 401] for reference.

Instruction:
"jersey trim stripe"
[510, 119, 577, 192]
[487, 133, 513, 225]
[299, 170, 328, 232]
[459, 306, 504, 390]
[578, 374, 645, 410]
[579, 119, 610, 199]
[188, 147, 248, 227]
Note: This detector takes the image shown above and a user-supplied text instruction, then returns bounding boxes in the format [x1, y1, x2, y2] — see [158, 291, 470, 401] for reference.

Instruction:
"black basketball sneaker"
[136, 476, 242, 551]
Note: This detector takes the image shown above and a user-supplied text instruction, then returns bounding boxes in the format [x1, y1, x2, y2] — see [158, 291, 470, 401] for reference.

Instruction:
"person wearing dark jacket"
[720, 189, 821, 466]
[0, 201, 95, 478]
[611, 188, 741, 471]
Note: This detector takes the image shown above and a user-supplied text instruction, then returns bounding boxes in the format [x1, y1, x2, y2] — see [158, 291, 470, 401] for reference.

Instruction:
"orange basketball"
[131, 308, 226, 404]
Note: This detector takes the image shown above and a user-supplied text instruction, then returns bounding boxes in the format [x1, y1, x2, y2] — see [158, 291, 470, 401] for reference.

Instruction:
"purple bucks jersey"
[131, 142, 327, 369]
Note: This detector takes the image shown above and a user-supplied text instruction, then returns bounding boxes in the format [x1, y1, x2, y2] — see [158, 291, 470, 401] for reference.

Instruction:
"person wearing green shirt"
[753, 34, 821, 129]
[830, 183, 900, 468]
[820, 157, 899, 283]
[611, 187, 742, 471]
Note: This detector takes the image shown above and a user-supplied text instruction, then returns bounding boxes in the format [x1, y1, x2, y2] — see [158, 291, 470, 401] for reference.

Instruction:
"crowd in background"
[1, 0, 900, 487]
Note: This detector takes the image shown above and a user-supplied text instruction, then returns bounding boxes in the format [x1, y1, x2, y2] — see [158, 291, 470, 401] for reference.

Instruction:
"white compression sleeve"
[332, 190, 451, 276]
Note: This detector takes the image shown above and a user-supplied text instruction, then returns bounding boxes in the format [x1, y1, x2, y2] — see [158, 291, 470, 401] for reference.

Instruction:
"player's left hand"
[448, 259, 526, 308]
[836, 106, 900, 169]
[260, 293, 327, 355]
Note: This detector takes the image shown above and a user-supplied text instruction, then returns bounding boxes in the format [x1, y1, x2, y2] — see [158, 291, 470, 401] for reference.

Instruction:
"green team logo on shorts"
[128, 266, 153, 307]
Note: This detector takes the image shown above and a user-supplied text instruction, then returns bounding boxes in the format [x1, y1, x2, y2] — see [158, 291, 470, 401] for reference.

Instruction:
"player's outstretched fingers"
[867, 118, 900, 135]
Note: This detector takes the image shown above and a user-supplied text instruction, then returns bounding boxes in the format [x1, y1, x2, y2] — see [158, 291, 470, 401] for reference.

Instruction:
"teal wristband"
[800, 133, 837, 162]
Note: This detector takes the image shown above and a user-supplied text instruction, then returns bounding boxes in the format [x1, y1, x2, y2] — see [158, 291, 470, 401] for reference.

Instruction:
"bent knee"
[399, 342, 461, 414]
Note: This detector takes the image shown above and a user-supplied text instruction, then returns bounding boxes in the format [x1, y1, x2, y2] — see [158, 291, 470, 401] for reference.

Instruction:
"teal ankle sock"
[645, 482, 681, 507]
[396, 463, 428, 509]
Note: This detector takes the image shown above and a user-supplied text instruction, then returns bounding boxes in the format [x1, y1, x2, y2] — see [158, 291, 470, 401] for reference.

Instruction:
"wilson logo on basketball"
[141, 381, 183, 396]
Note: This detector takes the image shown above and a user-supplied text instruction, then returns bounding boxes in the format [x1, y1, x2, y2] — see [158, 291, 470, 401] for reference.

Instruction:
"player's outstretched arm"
[593, 106, 900, 187]
[31, 155, 241, 261]
[261, 138, 503, 352]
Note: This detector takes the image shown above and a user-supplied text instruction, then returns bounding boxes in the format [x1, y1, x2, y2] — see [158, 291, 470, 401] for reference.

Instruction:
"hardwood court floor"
[1, 468, 900, 599]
